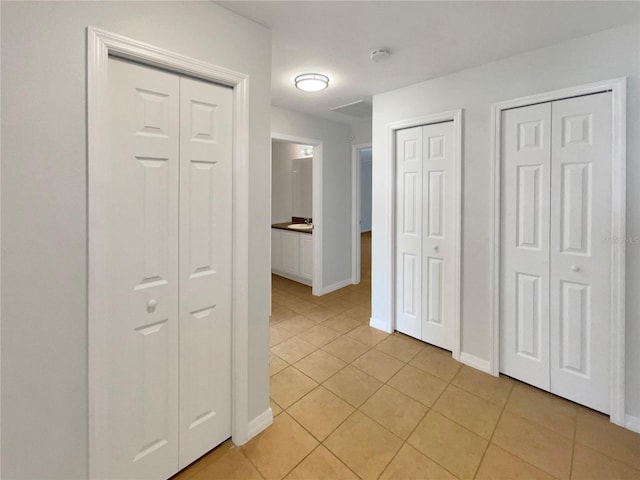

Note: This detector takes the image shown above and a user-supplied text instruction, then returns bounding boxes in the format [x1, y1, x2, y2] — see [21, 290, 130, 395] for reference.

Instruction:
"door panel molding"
[88, 27, 252, 478]
[381, 110, 462, 361]
[489, 78, 627, 427]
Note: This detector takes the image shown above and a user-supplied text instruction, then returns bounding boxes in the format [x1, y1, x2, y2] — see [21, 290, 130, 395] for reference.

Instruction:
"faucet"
[304, 218, 312, 225]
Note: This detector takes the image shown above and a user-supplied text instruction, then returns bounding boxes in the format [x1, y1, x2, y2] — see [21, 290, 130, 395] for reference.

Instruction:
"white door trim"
[382, 110, 462, 361]
[271, 133, 323, 296]
[489, 77, 627, 427]
[87, 27, 252, 476]
[352, 142, 372, 285]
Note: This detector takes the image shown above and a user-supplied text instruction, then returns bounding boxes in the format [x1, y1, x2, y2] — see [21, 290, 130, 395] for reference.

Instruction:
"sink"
[288, 223, 313, 231]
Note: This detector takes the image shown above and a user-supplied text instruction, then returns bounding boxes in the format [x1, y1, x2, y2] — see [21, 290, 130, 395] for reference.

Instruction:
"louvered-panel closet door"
[500, 103, 552, 391]
[549, 92, 612, 413]
[103, 57, 180, 479]
[178, 76, 234, 467]
[396, 126, 424, 339]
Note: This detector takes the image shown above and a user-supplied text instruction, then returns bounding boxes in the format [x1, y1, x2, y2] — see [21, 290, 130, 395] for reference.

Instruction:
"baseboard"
[625, 414, 640, 433]
[459, 352, 491, 374]
[320, 278, 352, 295]
[271, 270, 312, 287]
[247, 408, 273, 441]
[369, 316, 392, 333]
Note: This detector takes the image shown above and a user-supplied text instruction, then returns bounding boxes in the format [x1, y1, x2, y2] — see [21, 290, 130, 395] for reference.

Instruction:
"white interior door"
[549, 92, 611, 413]
[396, 126, 423, 339]
[500, 103, 552, 390]
[421, 121, 455, 349]
[500, 92, 612, 414]
[396, 122, 455, 350]
[104, 57, 180, 479]
[178, 76, 233, 467]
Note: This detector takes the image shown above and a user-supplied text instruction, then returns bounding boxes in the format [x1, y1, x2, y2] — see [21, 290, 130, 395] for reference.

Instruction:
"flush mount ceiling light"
[294, 73, 329, 92]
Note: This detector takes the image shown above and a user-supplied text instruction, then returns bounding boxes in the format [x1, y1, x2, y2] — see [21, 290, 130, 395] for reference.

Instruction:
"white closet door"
[500, 103, 552, 390]
[421, 121, 455, 350]
[179, 77, 233, 467]
[549, 92, 611, 413]
[396, 126, 423, 338]
[103, 57, 180, 479]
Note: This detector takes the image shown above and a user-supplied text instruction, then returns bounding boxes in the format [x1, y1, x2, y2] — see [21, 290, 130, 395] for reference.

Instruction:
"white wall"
[272, 107, 353, 290]
[292, 157, 313, 219]
[271, 141, 296, 223]
[359, 149, 372, 232]
[372, 24, 640, 421]
[1, 2, 272, 478]
[350, 118, 373, 145]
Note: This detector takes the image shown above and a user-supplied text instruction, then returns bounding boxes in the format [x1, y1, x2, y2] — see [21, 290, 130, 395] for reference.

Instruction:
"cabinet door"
[300, 234, 313, 280]
[281, 231, 300, 276]
[271, 229, 283, 272]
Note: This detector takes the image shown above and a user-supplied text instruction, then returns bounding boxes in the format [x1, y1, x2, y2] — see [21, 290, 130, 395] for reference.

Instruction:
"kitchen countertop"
[271, 222, 313, 234]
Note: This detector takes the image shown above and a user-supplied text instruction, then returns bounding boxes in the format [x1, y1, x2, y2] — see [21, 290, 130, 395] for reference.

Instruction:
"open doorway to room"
[352, 143, 372, 285]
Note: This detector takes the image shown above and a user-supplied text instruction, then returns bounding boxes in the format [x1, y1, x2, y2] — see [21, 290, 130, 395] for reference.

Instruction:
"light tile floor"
[174, 233, 640, 480]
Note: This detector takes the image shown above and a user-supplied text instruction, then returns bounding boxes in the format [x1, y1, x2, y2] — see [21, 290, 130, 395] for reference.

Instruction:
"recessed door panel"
[559, 281, 590, 375]
[426, 258, 443, 326]
[515, 273, 541, 360]
[179, 76, 233, 467]
[403, 172, 418, 235]
[516, 165, 542, 250]
[402, 253, 418, 318]
[104, 57, 180, 480]
[560, 163, 591, 255]
[427, 171, 444, 238]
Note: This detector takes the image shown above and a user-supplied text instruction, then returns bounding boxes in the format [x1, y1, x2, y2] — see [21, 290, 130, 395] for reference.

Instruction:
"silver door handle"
[147, 299, 158, 311]
[571, 265, 580, 272]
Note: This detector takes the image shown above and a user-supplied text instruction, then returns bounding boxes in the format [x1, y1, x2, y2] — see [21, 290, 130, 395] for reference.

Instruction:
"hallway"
[175, 232, 640, 480]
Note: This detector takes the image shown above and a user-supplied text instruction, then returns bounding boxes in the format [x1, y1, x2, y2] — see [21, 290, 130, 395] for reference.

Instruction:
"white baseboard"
[459, 352, 491, 374]
[369, 316, 392, 333]
[320, 278, 352, 295]
[247, 408, 273, 441]
[272, 270, 312, 287]
[625, 414, 640, 433]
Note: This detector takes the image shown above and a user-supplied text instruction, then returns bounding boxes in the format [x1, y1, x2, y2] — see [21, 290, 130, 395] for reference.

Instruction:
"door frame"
[351, 142, 372, 285]
[488, 77, 627, 427]
[87, 27, 252, 475]
[383, 110, 462, 361]
[270, 133, 323, 296]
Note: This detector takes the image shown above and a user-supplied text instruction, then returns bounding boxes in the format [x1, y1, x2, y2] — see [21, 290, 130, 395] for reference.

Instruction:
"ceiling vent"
[330, 100, 372, 118]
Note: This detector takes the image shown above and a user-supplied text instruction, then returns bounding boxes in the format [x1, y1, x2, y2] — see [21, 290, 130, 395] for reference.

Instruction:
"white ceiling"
[217, 1, 638, 124]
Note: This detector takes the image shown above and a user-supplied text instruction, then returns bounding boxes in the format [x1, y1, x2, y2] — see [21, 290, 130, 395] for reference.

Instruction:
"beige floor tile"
[475, 444, 555, 480]
[325, 411, 402, 480]
[575, 409, 640, 470]
[271, 305, 298, 322]
[277, 316, 318, 335]
[187, 447, 262, 480]
[287, 299, 317, 314]
[571, 443, 640, 480]
[303, 306, 337, 324]
[271, 336, 318, 364]
[323, 365, 383, 407]
[293, 349, 346, 383]
[297, 324, 343, 348]
[285, 446, 359, 480]
[270, 352, 288, 376]
[387, 364, 447, 407]
[506, 383, 577, 439]
[379, 443, 455, 480]
[271, 399, 283, 417]
[492, 411, 573, 479]
[346, 324, 389, 347]
[270, 366, 318, 408]
[242, 413, 318, 480]
[432, 384, 502, 439]
[451, 365, 514, 407]
[408, 410, 488, 480]
[270, 324, 295, 347]
[322, 336, 370, 363]
[375, 335, 423, 362]
[343, 305, 371, 323]
[174, 440, 236, 479]
[287, 386, 354, 441]
[352, 349, 405, 382]
[409, 345, 461, 382]
[360, 385, 428, 439]
[322, 315, 362, 334]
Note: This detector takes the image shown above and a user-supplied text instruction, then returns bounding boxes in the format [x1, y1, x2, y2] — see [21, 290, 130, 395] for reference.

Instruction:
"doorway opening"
[352, 143, 372, 285]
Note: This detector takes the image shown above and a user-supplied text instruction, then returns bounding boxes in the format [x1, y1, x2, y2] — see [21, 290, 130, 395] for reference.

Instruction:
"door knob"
[571, 265, 580, 272]
[147, 299, 157, 311]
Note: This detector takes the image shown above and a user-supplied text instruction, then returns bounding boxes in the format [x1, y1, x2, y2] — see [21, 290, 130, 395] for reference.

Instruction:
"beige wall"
[1, 2, 272, 477]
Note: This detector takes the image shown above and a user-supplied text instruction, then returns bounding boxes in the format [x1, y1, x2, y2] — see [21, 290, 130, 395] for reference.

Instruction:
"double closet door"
[396, 121, 455, 350]
[500, 92, 612, 413]
[98, 57, 233, 479]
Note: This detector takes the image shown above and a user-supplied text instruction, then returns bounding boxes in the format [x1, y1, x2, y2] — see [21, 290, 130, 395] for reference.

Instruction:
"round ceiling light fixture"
[294, 73, 329, 92]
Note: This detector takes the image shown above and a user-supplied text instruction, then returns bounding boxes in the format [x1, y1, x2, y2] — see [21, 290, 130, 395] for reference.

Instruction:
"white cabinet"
[271, 228, 312, 285]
